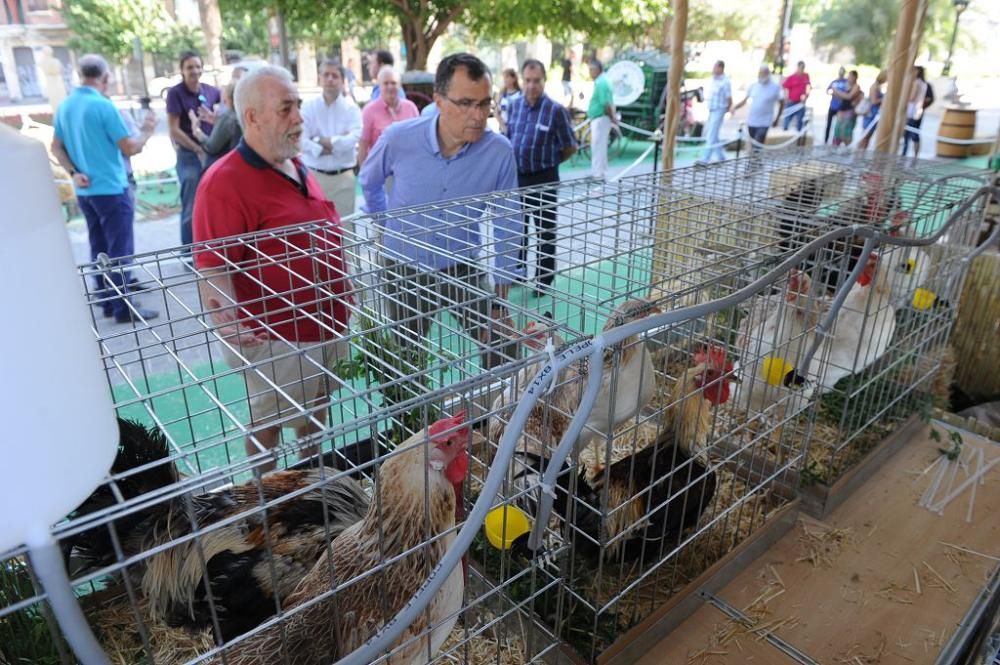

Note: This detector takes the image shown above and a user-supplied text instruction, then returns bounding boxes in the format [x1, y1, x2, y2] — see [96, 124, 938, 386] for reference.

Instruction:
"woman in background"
[857, 70, 887, 150]
[902, 66, 930, 157]
[496, 68, 522, 133]
[831, 69, 862, 147]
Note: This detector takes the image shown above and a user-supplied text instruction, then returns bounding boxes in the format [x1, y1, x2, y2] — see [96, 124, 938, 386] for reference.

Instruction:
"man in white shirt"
[698, 60, 732, 164]
[733, 65, 784, 149]
[301, 59, 362, 224]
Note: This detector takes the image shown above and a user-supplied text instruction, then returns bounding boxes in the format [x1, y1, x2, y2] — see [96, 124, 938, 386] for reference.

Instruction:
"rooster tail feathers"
[114, 418, 180, 489]
[64, 419, 179, 570]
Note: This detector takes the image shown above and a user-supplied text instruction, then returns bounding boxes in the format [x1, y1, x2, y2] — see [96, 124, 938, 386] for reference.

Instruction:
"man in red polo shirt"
[781, 61, 812, 132]
[193, 65, 352, 469]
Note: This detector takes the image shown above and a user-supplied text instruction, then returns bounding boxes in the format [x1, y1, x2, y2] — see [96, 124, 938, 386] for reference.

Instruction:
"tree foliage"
[64, 0, 204, 63]
[813, 0, 969, 67]
[217, 0, 672, 70]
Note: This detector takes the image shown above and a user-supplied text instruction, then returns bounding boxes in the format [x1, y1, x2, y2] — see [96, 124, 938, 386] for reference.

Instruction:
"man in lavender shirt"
[359, 52, 522, 370]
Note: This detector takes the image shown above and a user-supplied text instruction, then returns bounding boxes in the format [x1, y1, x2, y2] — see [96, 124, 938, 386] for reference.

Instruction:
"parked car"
[148, 60, 266, 99]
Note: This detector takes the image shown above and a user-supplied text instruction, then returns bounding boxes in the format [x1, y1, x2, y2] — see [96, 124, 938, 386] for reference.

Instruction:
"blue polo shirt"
[358, 114, 522, 282]
[54, 86, 129, 196]
[505, 93, 577, 174]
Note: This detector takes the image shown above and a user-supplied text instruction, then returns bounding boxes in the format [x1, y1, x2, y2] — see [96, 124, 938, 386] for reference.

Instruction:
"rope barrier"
[609, 142, 658, 182]
[572, 117, 592, 133]
[779, 101, 807, 119]
[848, 113, 881, 147]
[55, 176, 179, 187]
[744, 121, 812, 150]
[902, 124, 997, 144]
[616, 121, 659, 138]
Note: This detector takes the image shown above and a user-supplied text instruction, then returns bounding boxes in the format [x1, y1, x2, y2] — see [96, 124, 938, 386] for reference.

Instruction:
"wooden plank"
[636, 424, 1000, 665]
[801, 414, 924, 519]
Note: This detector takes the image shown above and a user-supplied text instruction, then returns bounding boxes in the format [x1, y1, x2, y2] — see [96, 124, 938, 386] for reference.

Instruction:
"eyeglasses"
[444, 96, 493, 114]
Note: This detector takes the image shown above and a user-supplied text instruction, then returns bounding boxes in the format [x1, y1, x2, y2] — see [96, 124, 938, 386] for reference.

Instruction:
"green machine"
[607, 51, 671, 137]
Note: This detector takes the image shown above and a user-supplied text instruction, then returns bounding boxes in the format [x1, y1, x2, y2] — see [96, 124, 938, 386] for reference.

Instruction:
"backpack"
[923, 82, 934, 109]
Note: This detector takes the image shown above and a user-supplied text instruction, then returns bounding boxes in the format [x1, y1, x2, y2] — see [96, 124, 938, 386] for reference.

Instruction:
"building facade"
[1, 0, 73, 103]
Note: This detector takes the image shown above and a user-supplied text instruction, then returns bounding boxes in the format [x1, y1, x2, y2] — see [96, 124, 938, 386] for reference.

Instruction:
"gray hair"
[78, 54, 110, 80]
[377, 65, 399, 85]
[233, 65, 293, 130]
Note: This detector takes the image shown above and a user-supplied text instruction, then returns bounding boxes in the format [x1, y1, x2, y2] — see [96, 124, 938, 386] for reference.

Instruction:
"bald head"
[234, 65, 294, 130]
[377, 65, 399, 86]
[377, 65, 401, 105]
[233, 65, 303, 164]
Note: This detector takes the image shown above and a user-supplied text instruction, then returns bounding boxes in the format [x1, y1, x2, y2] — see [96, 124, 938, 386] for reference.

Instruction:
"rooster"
[67, 419, 370, 641]
[487, 299, 661, 461]
[217, 413, 470, 665]
[563, 346, 732, 561]
[501, 347, 733, 563]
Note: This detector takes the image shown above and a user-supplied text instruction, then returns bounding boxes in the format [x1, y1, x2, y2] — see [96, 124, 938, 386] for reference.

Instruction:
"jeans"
[175, 147, 204, 250]
[702, 110, 726, 162]
[783, 105, 806, 131]
[517, 167, 559, 286]
[78, 191, 135, 317]
[825, 108, 837, 144]
[902, 117, 922, 156]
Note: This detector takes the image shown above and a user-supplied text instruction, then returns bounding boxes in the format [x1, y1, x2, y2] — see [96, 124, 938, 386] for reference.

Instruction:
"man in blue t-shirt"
[825, 67, 848, 145]
[51, 54, 159, 323]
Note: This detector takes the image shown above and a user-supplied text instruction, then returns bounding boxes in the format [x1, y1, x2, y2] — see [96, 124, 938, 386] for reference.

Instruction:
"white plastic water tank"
[0, 124, 118, 552]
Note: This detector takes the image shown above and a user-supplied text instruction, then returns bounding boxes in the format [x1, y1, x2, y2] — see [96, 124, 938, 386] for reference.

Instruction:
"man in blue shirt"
[505, 59, 577, 295]
[51, 54, 158, 323]
[359, 52, 521, 369]
[825, 67, 848, 144]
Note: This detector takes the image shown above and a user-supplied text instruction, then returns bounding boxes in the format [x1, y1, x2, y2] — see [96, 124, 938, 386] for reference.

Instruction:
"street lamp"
[942, 0, 971, 77]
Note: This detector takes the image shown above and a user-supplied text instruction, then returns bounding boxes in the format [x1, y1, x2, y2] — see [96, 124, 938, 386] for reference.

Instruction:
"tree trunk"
[875, 0, 920, 153]
[196, 0, 224, 69]
[399, 8, 460, 71]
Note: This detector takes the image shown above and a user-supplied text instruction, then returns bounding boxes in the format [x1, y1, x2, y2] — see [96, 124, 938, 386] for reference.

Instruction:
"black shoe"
[114, 307, 160, 324]
[126, 278, 154, 293]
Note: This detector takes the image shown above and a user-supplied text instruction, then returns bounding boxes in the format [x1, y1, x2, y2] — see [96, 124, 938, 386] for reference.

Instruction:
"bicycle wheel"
[574, 117, 592, 163]
[608, 125, 627, 161]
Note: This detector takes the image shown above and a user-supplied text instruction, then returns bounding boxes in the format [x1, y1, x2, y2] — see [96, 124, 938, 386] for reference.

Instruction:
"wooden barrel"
[936, 107, 976, 158]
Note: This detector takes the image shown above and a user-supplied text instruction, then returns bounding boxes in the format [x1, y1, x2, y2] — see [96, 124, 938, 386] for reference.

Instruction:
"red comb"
[428, 411, 467, 439]
[857, 254, 877, 287]
[694, 346, 727, 370]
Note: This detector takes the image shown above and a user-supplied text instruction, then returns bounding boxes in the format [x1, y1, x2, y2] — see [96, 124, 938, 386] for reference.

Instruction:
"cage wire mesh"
[472, 151, 990, 660]
[0, 148, 993, 665]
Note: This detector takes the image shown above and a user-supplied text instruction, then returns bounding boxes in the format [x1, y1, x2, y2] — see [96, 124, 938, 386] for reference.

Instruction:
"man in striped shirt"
[697, 60, 732, 165]
[504, 59, 577, 295]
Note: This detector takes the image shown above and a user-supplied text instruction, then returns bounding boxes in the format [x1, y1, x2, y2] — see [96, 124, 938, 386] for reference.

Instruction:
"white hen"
[733, 269, 825, 418]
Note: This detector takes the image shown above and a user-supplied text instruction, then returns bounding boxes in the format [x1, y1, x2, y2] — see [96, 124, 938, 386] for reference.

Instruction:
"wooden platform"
[635, 423, 1000, 665]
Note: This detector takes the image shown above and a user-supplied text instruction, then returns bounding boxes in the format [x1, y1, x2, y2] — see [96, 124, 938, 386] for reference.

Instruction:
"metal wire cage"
[471, 151, 991, 661]
[0, 148, 993, 665]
